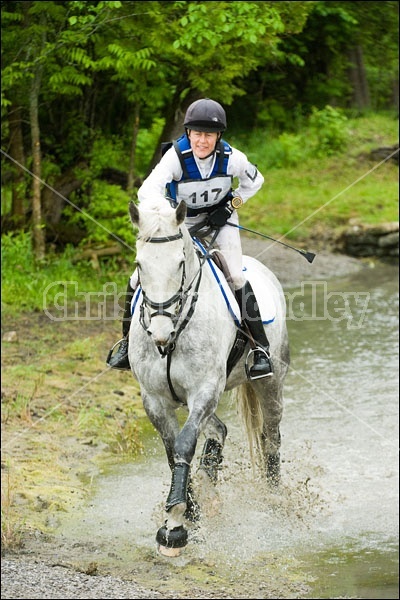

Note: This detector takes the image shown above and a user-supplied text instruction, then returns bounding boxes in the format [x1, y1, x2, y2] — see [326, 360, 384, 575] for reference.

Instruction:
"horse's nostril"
[154, 331, 176, 347]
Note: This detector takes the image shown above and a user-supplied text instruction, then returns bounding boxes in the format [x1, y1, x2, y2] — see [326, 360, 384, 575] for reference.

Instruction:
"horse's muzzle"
[151, 327, 177, 349]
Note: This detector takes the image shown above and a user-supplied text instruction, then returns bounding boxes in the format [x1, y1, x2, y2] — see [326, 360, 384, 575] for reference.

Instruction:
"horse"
[127, 198, 290, 556]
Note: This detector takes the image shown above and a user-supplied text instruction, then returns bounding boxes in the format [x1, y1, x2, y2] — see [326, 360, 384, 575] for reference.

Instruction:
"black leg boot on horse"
[235, 280, 274, 379]
[106, 281, 134, 370]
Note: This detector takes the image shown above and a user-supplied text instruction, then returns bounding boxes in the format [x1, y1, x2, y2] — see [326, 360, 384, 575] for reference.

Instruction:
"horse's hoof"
[157, 544, 182, 557]
[156, 524, 188, 557]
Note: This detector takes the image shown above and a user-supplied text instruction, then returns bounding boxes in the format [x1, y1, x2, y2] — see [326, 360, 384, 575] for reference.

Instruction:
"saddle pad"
[130, 247, 277, 326]
[194, 240, 276, 325]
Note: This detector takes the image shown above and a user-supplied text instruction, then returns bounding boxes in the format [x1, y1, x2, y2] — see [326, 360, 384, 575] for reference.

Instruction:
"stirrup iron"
[106, 337, 130, 370]
[245, 347, 273, 381]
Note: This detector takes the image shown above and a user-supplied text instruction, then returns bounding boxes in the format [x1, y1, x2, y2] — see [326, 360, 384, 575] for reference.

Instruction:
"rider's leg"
[107, 280, 134, 370]
[215, 218, 273, 378]
[235, 280, 274, 378]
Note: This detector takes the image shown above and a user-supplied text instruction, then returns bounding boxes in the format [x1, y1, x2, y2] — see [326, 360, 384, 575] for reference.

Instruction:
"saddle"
[192, 238, 249, 377]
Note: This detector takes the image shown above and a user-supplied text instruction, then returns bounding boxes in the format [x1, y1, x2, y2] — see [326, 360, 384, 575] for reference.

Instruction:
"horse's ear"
[129, 201, 139, 225]
[176, 200, 187, 225]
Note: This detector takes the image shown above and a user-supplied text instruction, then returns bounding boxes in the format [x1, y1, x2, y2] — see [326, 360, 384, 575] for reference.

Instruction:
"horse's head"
[129, 200, 189, 350]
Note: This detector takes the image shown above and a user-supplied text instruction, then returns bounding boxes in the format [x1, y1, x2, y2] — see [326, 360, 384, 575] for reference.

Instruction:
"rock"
[2, 330, 18, 342]
[336, 222, 399, 262]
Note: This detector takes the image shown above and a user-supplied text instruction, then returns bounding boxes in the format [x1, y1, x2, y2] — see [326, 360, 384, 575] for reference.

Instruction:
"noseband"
[137, 229, 202, 357]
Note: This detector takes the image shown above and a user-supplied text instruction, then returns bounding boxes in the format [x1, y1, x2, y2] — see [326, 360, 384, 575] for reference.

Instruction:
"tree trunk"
[348, 45, 370, 111]
[29, 67, 45, 260]
[8, 104, 26, 224]
[146, 90, 201, 175]
[42, 162, 87, 225]
[128, 103, 140, 193]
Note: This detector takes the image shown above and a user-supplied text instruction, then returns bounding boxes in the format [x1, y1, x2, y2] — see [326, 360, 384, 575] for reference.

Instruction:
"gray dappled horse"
[128, 199, 290, 556]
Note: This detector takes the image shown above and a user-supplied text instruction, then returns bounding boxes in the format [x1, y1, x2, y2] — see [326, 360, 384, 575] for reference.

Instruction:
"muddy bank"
[1, 240, 381, 600]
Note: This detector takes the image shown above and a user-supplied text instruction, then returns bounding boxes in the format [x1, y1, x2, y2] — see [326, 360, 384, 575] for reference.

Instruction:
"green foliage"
[1, 230, 128, 316]
[165, 1, 313, 102]
[232, 105, 350, 168]
[237, 112, 398, 241]
[58, 123, 164, 248]
[308, 105, 349, 156]
[90, 136, 129, 176]
[134, 118, 165, 176]
[66, 181, 136, 248]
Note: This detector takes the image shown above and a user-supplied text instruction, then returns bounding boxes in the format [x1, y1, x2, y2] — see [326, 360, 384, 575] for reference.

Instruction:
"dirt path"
[1, 240, 368, 599]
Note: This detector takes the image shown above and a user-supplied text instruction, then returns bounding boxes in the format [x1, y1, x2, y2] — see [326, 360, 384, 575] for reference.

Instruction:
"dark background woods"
[1, 1, 399, 259]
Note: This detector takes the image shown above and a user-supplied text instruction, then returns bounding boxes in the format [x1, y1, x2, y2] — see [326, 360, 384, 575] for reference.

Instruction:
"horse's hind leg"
[199, 414, 228, 483]
[191, 414, 228, 518]
[262, 429, 281, 485]
[259, 386, 283, 486]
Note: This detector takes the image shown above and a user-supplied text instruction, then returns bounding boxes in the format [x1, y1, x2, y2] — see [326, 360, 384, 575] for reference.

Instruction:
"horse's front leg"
[157, 396, 218, 555]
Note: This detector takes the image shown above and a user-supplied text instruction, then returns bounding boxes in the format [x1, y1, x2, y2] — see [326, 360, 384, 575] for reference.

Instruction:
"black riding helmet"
[184, 98, 227, 133]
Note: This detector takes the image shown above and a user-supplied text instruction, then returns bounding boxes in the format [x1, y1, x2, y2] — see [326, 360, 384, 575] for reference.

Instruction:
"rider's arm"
[137, 148, 183, 207]
[228, 148, 264, 205]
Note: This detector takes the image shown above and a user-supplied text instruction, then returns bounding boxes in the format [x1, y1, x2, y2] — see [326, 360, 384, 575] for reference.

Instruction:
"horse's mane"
[137, 199, 180, 240]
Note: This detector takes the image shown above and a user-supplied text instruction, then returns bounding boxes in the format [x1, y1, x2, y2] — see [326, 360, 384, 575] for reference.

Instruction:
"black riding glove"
[208, 204, 233, 228]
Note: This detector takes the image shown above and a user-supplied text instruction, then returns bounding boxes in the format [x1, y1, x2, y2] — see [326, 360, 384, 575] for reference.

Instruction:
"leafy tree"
[235, 0, 399, 128]
[1, 0, 397, 256]
[1, 0, 123, 257]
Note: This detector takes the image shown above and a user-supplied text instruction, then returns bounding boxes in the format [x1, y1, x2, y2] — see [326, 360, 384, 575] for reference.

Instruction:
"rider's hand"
[208, 204, 233, 228]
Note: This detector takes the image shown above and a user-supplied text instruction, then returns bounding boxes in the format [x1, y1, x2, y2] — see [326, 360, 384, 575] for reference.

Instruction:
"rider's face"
[188, 130, 219, 159]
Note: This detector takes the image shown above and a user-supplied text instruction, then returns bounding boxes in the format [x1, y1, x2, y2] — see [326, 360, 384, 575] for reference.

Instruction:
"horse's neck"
[183, 229, 202, 278]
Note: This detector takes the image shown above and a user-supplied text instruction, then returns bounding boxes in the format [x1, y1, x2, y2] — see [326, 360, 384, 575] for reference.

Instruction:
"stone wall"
[337, 222, 399, 263]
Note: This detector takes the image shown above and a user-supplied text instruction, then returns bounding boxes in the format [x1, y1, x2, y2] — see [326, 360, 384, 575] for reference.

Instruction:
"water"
[277, 263, 399, 597]
[59, 262, 399, 598]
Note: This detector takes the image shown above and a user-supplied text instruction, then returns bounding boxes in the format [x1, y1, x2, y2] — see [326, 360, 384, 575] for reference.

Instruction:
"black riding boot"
[235, 281, 274, 378]
[106, 281, 134, 370]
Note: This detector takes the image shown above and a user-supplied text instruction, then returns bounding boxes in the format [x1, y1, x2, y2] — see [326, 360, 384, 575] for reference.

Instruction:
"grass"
[1, 468, 25, 552]
[230, 111, 399, 241]
[1, 309, 150, 552]
[1, 112, 398, 317]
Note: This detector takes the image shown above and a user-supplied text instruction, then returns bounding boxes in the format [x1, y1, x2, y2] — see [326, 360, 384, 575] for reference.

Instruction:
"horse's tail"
[232, 383, 263, 473]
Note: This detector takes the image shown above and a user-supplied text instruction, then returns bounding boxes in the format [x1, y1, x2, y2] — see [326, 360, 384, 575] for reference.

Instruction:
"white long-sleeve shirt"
[138, 144, 264, 209]
[137, 141, 264, 288]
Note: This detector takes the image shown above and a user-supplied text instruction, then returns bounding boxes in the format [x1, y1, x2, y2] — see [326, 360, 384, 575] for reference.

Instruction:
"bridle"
[137, 229, 203, 358]
[138, 231, 186, 332]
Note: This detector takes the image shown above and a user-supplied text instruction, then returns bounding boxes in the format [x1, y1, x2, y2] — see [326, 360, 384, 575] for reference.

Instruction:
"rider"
[107, 98, 274, 378]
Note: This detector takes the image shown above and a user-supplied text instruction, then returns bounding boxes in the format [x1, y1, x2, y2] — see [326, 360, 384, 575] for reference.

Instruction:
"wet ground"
[2, 240, 398, 599]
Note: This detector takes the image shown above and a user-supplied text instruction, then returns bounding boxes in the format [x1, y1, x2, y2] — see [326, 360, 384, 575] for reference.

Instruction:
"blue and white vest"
[165, 134, 233, 216]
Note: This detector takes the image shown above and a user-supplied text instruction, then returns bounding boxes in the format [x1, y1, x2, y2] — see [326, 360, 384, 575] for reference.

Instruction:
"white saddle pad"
[205, 254, 276, 326]
[130, 244, 277, 326]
